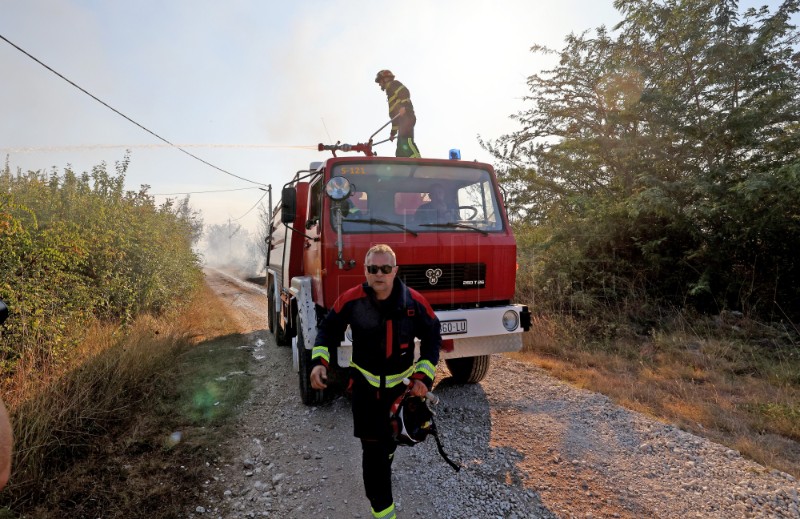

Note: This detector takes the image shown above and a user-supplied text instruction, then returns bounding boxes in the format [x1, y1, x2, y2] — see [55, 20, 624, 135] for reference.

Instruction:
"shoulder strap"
[430, 416, 460, 471]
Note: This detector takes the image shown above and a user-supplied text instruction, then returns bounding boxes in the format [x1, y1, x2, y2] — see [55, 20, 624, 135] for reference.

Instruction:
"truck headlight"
[325, 177, 353, 201]
[502, 310, 520, 331]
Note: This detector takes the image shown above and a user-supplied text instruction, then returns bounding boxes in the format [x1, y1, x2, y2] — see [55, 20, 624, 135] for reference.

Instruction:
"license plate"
[440, 319, 467, 335]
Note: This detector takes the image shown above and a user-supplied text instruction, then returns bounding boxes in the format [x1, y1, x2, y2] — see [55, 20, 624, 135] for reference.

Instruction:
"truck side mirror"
[281, 187, 297, 224]
[0, 301, 8, 326]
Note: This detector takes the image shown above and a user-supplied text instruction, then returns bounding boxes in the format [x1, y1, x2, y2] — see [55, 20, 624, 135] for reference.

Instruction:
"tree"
[485, 0, 800, 318]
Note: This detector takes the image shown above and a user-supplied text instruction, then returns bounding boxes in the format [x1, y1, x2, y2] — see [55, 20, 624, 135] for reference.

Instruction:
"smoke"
[199, 222, 265, 280]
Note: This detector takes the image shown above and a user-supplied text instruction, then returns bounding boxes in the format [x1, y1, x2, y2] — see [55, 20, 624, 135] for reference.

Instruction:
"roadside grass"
[0, 284, 253, 518]
[510, 311, 800, 477]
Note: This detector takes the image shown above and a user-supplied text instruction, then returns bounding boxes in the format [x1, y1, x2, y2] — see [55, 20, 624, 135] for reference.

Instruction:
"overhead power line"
[0, 33, 266, 186]
[0, 143, 317, 153]
[233, 188, 270, 221]
[151, 187, 263, 196]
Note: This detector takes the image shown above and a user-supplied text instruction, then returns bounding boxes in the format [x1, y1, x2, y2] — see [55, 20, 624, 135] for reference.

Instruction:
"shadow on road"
[387, 367, 558, 518]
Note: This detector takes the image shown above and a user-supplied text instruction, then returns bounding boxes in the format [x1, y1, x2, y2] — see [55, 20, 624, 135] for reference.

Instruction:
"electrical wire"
[151, 187, 262, 196]
[321, 117, 333, 143]
[0, 33, 267, 186]
[0, 144, 318, 153]
[232, 188, 270, 221]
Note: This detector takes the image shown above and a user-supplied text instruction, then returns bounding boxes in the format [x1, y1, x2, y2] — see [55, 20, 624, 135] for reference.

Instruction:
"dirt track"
[191, 267, 799, 518]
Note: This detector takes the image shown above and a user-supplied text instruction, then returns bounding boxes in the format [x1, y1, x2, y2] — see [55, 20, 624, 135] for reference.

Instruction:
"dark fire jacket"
[384, 79, 416, 134]
[312, 278, 440, 389]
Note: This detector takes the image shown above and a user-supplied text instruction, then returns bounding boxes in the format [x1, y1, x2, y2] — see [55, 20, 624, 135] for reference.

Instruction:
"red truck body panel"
[313, 232, 517, 310]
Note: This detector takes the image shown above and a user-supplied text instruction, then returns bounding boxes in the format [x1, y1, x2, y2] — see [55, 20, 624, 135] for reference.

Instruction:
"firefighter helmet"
[389, 390, 461, 471]
[375, 69, 395, 84]
[390, 394, 434, 446]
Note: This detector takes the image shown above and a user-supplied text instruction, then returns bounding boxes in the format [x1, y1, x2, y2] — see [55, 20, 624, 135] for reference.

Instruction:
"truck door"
[304, 178, 323, 305]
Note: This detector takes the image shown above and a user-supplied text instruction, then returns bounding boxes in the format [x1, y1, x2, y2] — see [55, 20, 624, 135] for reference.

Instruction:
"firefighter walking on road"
[310, 244, 441, 519]
[375, 70, 421, 158]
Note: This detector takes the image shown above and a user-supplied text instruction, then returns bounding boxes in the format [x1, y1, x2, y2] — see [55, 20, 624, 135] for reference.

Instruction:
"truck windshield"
[330, 163, 504, 234]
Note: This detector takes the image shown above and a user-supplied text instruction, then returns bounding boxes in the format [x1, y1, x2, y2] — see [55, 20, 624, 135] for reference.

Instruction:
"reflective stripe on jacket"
[351, 361, 413, 389]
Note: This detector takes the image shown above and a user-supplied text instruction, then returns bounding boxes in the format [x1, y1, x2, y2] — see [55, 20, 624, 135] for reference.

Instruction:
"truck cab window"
[308, 179, 322, 228]
[348, 192, 368, 218]
[331, 163, 504, 234]
[457, 180, 500, 229]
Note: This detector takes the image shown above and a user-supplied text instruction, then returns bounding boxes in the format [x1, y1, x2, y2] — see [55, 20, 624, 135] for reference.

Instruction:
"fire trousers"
[394, 114, 420, 158]
[362, 438, 397, 516]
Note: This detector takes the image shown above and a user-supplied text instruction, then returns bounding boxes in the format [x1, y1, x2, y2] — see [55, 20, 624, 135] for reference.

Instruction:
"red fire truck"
[267, 139, 531, 404]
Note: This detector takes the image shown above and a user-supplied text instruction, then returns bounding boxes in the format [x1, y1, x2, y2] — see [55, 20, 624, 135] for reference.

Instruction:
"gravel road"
[192, 268, 800, 518]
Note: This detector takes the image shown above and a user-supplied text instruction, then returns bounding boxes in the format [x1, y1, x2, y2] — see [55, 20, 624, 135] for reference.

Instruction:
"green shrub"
[0, 158, 203, 375]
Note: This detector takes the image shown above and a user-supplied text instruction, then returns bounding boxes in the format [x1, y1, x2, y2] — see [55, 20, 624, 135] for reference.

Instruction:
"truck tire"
[276, 320, 291, 346]
[297, 325, 325, 405]
[445, 355, 491, 383]
[267, 282, 276, 334]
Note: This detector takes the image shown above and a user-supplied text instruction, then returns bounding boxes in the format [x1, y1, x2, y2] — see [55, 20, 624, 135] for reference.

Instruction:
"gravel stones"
[193, 270, 800, 518]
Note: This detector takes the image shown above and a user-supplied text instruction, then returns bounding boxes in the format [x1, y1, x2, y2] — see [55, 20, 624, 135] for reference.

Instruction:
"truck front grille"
[397, 263, 486, 292]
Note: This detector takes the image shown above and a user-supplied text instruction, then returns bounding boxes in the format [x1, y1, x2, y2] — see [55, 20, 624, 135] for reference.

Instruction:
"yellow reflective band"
[388, 86, 408, 112]
[350, 362, 414, 389]
[385, 366, 414, 388]
[371, 502, 396, 519]
[350, 361, 381, 387]
[388, 89, 403, 103]
[406, 139, 421, 158]
[414, 359, 436, 379]
[311, 346, 330, 363]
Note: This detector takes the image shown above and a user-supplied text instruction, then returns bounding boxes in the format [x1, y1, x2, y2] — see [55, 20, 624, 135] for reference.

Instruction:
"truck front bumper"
[336, 304, 530, 367]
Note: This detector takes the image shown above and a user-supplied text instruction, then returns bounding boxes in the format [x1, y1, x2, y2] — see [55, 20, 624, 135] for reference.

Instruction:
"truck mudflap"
[289, 276, 317, 372]
[335, 304, 529, 368]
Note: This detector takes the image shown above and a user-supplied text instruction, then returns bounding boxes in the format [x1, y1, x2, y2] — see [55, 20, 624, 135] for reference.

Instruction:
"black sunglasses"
[366, 264, 395, 274]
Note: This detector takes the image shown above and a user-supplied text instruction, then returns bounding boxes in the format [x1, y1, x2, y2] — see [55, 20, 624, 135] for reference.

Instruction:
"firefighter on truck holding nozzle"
[375, 69, 421, 158]
[310, 244, 441, 519]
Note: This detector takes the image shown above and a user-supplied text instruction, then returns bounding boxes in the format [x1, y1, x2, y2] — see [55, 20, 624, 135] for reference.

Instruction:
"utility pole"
[228, 218, 240, 261]
[262, 186, 272, 275]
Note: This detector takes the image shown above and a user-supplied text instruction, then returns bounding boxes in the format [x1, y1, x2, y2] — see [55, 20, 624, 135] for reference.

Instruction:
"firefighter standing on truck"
[375, 69, 421, 158]
[310, 244, 441, 519]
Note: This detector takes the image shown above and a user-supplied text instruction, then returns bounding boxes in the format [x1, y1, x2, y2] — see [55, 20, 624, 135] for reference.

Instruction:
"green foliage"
[490, 0, 800, 320]
[0, 156, 203, 374]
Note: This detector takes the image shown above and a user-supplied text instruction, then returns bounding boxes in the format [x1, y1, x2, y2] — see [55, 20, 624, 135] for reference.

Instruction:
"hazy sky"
[1, 1, 793, 234]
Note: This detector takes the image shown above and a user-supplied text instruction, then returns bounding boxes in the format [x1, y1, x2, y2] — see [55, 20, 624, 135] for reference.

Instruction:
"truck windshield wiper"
[345, 218, 418, 237]
[418, 222, 489, 236]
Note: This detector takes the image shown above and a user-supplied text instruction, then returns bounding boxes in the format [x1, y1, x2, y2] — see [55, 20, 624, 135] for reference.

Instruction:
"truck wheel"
[445, 355, 491, 383]
[267, 282, 276, 334]
[297, 325, 325, 405]
[276, 320, 291, 346]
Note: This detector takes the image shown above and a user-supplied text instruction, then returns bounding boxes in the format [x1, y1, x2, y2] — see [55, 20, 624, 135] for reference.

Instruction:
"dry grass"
[509, 311, 800, 477]
[0, 284, 244, 515]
